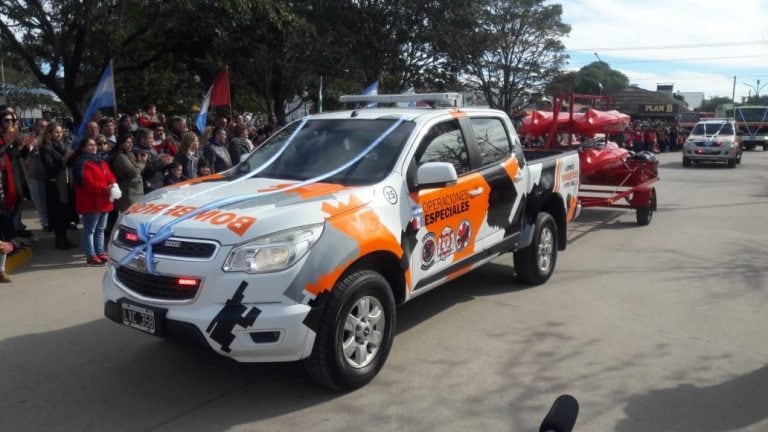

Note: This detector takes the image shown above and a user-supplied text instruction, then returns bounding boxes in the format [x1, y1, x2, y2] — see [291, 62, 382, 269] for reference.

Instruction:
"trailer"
[520, 93, 659, 225]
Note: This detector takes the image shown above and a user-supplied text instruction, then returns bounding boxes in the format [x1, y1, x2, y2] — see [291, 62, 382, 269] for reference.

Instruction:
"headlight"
[684, 139, 695, 147]
[719, 140, 733, 148]
[223, 223, 324, 273]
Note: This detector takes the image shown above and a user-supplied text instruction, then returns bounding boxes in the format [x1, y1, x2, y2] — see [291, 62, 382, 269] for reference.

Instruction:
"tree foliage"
[546, 61, 629, 96]
[441, 0, 570, 113]
[1, 0, 575, 125]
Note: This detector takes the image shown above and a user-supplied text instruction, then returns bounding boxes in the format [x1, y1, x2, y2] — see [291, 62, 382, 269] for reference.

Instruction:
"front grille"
[695, 141, 721, 147]
[117, 227, 217, 259]
[116, 266, 201, 300]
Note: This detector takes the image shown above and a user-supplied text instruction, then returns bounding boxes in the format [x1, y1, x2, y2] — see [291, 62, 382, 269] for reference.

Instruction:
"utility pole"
[732, 76, 736, 105]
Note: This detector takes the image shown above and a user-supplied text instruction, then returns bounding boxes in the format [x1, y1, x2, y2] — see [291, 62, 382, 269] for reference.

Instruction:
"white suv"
[683, 119, 742, 168]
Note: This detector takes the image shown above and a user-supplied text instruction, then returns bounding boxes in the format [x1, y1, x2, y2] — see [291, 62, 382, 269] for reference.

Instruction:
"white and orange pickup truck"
[103, 93, 580, 390]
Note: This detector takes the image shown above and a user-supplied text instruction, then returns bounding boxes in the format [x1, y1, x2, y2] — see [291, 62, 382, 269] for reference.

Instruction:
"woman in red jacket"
[72, 137, 117, 266]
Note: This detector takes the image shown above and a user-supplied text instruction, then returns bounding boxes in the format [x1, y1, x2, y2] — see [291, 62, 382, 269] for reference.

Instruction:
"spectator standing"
[137, 103, 161, 129]
[135, 128, 173, 194]
[204, 127, 233, 173]
[19, 118, 50, 231]
[151, 123, 166, 151]
[100, 117, 117, 147]
[0, 112, 21, 246]
[39, 122, 77, 249]
[174, 132, 201, 179]
[197, 159, 212, 177]
[160, 116, 187, 157]
[106, 134, 145, 237]
[228, 124, 252, 164]
[118, 113, 138, 137]
[72, 137, 116, 266]
[163, 161, 188, 186]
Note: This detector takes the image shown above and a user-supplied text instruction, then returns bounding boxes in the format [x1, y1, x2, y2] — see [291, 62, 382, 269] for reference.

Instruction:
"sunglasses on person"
[1, 118, 13, 123]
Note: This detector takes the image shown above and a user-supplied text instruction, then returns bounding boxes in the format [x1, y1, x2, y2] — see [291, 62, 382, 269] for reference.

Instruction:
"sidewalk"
[7, 199, 88, 278]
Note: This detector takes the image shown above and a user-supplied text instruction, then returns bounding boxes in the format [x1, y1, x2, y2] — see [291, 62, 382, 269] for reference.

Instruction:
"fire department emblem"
[455, 220, 471, 252]
[421, 233, 436, 270]
[438, 227, 455, 261]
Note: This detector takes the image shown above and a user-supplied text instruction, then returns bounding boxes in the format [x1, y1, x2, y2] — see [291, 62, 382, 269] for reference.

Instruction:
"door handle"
[468, 187, 484, 197]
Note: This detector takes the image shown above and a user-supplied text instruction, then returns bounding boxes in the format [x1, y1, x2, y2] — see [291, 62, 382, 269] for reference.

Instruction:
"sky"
[558, 0, 768, 103]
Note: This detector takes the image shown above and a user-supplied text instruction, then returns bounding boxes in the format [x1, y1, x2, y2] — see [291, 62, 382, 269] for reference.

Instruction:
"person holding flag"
[195, 67, 231, 133]
[77, 62, 116, 138]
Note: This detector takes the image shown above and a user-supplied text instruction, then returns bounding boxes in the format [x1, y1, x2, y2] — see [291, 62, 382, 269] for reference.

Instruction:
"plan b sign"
[638, 104, 677, 114]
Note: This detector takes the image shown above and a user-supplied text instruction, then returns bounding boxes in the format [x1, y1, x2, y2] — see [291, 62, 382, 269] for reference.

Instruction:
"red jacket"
[74, 157, 116, 214]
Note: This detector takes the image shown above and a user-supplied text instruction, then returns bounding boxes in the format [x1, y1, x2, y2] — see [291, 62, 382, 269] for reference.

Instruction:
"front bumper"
[684, 146, 738, 163]
[102, 243, 317, 363]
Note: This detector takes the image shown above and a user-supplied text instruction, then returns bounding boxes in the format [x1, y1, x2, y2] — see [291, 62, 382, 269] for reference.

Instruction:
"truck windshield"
[238, 119, 415, 185]
[692, 123, 733, 135]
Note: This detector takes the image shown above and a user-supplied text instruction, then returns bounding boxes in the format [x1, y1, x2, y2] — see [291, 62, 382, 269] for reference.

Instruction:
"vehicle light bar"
[339, 92, 463, 107]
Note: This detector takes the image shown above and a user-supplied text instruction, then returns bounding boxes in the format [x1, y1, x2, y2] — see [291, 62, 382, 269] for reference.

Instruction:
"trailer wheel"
[514, 212, 557, 285]
[636, 189, 656, 226]
[304, 270, 395, 391]
[682, 157, 691, 167]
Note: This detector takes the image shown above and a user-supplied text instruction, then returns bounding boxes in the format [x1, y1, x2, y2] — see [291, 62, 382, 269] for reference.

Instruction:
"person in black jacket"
[135, 128, 173, 193]
[228, 124, 253, 165]
[39, 122, 77, 249]
[203, 127, 233, 173]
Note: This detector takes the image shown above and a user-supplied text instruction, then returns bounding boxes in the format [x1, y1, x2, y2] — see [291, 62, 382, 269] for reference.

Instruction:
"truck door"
[408, 119, 491, 291]
[465, 116, 526, 252]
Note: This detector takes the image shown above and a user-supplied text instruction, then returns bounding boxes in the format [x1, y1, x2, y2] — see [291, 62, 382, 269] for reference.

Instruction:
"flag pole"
[226, 66, 232, 123]
[111, 60, 118, 119]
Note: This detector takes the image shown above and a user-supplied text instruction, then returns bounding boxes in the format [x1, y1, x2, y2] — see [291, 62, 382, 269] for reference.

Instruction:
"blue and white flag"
[362, 80, 378, 108]
[196, 86, 213, 133]
[396, 87, 417, 108]
[78, 62, 116, 135]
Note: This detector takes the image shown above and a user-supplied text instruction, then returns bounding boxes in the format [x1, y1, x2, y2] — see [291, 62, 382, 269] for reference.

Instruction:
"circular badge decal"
[455, 219, 471, 252]
[421, 233, 436, 270]
[383, 186, 398, 205]
[438, 227, 455, 261]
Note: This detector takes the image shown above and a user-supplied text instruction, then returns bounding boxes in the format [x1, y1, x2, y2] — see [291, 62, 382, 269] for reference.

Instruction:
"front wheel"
[514, 212, 558, 285]
[682, 157, 691, 167]
[304, 270, 396, 391]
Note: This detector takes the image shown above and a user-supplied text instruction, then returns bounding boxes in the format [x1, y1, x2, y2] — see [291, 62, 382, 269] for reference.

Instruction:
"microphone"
[539, 394, 579, 432]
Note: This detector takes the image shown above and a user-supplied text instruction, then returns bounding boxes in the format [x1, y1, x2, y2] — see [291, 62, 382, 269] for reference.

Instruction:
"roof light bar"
[339, 93, 464, 107]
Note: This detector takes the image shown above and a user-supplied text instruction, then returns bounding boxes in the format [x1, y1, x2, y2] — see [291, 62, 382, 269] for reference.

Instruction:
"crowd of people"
[521, 118, 686, 153]
[0, 103, 280, 279]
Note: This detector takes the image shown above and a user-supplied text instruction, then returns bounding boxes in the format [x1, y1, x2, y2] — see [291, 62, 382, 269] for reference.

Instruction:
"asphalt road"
[2, 149, 768, 432]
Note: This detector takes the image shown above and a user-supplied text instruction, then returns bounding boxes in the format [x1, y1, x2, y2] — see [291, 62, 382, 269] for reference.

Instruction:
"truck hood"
[119, 176, 373, 245]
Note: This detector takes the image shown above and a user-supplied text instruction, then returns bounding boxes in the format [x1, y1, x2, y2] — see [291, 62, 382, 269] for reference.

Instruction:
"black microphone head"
[539, 394, 579, 432]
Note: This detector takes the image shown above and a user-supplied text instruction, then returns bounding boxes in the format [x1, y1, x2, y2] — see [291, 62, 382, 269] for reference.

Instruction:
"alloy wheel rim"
[537, 227, 554, 273]
[342, 295, 385, 369]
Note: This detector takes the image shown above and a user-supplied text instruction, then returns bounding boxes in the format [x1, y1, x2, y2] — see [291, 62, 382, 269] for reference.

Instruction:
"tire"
[636, 190, 656, 226]
[682, 157, 691, 167]
[736, 150, 742, 164]
[514, 212, 557, 285]
[727, 158, 736, 168]
[304, 270, 396, 391]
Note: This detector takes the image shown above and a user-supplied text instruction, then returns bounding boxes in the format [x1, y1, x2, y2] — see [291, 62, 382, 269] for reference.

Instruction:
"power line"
[568, 40, 768, 51]
[569, 54, 768, 67]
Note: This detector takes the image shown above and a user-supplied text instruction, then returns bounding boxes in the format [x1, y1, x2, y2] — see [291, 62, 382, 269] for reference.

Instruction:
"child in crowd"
[197, 159, 212, 177]
[163, 161, 188, 186]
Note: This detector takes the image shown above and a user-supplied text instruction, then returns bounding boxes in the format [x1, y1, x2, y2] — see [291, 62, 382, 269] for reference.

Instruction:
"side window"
[469, 117, 512, 166]
[415, 120, 470, 175]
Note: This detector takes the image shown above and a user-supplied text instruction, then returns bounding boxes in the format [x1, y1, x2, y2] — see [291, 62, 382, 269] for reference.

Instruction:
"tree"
[546, 61, 629, 96]
[442, 0, 570, 113]
[699, 96, 733, 112]
[0, 0, 211, 125]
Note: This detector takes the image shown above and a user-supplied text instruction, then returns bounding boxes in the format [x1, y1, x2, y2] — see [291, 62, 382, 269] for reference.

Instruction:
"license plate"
[121, 302, 157, 334]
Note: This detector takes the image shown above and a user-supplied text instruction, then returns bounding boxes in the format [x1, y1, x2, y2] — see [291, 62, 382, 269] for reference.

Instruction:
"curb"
[7, 246, 33, 274]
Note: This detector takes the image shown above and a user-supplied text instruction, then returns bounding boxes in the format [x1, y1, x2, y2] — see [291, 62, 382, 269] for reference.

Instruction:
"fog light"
[250, 331, 281, 344]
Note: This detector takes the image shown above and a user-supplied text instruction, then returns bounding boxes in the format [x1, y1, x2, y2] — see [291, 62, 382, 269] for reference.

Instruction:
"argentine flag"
[78, 62, 116, 135]
[362, 80, 378, 108]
